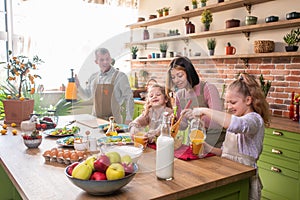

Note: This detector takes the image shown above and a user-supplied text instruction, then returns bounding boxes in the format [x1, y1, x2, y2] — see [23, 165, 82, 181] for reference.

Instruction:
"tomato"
[41, 124, 47, 129]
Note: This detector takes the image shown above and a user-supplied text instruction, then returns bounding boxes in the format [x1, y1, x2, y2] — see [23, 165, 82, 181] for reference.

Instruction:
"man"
[75, 48, 134, 124]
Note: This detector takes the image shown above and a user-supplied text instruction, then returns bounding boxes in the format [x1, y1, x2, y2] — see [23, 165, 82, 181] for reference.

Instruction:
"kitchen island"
[0, 114, 255, 200]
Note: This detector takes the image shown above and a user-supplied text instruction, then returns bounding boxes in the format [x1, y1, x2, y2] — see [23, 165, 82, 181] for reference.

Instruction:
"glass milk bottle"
[156, 112, 174, 180]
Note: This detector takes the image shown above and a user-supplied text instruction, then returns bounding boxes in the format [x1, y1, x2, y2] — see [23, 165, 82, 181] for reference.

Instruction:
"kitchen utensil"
[171, 100, 192, 138]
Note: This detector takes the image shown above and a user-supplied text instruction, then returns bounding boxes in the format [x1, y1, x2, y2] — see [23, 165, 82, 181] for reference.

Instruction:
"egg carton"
[42, 148, 88, 165]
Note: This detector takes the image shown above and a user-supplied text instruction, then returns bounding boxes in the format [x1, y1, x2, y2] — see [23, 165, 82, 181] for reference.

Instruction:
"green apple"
[72, 162, 93, 180]
[121, 155, 132, 164]
[84, 155, 96, 170]
[105, 151, 121, 163]
[106, 163, 125, 180]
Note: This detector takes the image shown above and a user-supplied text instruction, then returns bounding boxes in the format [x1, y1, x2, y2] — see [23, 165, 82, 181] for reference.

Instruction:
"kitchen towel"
[148, 143, 215, 160]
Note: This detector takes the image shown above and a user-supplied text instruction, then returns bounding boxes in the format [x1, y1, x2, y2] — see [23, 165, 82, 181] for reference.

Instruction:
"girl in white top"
[192, 73, 270, 200]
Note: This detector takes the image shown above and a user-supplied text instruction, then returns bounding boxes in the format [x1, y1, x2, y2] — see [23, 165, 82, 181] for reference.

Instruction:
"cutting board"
[77, 118, 108, 128]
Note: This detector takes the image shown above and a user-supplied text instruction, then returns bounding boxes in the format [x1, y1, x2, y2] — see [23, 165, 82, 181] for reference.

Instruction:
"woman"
[166, 56, 225, 147]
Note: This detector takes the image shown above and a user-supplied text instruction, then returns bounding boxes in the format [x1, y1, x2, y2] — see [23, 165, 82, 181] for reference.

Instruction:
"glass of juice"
[132, 128, 147, 150]
[189, 118, 206, 157]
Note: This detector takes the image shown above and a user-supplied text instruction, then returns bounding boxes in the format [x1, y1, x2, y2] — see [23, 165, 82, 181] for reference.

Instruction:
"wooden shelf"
[127, 18, 300, 46]
[129, 52, 300, 62]
[126, 0, 274, 29]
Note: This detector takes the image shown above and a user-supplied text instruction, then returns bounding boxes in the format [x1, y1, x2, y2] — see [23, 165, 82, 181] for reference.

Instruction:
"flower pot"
[192, 4, 197, 9]
[218, 0, 224, 2]
[204, 23, 210, 31]
[226, 19, 240, 28]
[132, 54, 137, 59]
[226, 46, 236, 55]
[164, 11, 169, 16]
[161, 52, 167, 58]
[245, 16, 257, 25]
[209, 49, 215, 56]
[201, 2, 206, 7]
[3, 99, 34, 126]
[285, 45, 299, 52]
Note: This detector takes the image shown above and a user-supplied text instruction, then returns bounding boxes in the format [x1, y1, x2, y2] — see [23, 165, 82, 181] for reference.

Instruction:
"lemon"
[2, 124, 7, 129]
[19, 96, 25, 101]
[11, 123, 17, 127]
[12, 129, 18, 135]
[6, 95, 12, 99]
[1, 129, 7, 135]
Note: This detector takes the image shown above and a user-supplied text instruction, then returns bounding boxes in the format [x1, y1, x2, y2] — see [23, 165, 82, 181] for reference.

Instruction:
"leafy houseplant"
[163, 7, 171, 16]
[192, 0, 198, 9]
[201, 9, 213, 31]
[283, 28, 300, 52]
[130, 46, 139, 59]
[207, 38, 216, 56]
[259, 74, 271, 98]
[159, 43, 168, 58]
[156, 8, 164, 17]
[200, 0, 207, 7]
[1, 51, 44, 125]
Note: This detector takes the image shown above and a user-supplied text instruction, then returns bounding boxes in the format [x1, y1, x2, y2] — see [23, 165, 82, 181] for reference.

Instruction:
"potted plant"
[201, 0, 207, 7]
[159, 42, 168, 58]
[2, 50, 44, 125]
[156, 8, 164, 17]
[130, 46, 139, 59]
[207, 38, 216, 56]
[283, 28, 300, 52]
[192, 0, 198, 9]
[163, 7, 171, 16]
[201, 9, 213, 31]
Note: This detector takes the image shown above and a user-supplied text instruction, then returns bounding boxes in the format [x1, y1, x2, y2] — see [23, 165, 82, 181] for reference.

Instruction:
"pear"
[72, 162, 92, 180]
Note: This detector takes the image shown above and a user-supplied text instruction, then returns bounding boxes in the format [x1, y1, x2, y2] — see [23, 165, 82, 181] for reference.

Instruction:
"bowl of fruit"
[65, 152, 138, 195]
[22, 130, 42, 148]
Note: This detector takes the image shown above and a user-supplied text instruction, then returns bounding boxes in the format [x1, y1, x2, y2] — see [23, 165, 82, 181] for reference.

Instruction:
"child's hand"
[192, 108, 206, 117]
[181, 108, 193, 120]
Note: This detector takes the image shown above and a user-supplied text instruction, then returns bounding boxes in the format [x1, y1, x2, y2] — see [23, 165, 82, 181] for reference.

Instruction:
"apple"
[94, 154, 110, 173]
[72, 162, 93, 180]
[90, 171, 107, 181]
[67, 162, 79, 176]
[122, 162, 134, 175]
[121, 155, 132, 165]
[105, 152, 121, 164]
[84, 155, 97, 170]
[106, 163, 125, 180]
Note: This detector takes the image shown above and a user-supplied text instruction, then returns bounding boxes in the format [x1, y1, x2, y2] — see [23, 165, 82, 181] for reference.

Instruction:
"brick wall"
[131, 56, 300, 118]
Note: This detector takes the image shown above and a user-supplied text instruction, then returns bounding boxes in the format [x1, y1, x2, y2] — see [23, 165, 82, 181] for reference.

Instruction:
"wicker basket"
[254, 40, 275, 53]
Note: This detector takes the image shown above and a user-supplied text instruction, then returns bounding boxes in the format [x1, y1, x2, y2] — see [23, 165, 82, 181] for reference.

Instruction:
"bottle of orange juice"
[189, 118, 206, 157]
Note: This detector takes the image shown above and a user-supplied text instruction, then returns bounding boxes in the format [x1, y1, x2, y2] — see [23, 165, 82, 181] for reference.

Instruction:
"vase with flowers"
[1, 50, 44, 125]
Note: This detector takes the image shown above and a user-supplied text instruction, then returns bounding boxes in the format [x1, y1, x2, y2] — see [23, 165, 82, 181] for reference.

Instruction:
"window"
[4, 0, 138, 89]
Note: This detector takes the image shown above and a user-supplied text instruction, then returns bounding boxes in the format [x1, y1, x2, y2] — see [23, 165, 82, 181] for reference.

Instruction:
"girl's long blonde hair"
[228, 73, 270, 126]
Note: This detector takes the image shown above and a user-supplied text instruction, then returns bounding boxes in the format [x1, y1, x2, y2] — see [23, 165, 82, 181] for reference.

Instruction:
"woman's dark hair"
[165, 56, 199, 97]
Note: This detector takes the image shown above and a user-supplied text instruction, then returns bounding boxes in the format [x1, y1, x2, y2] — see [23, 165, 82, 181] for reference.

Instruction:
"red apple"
[67, 162, 79, 176]
[122, 162, 134, 175]
[90, 171, 107, 181]
[94, 155, 111, 173]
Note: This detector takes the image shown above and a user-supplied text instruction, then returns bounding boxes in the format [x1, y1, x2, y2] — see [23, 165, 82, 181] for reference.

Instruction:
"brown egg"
[76, 151, 84, 158]
[70, 152, 79, 161]
[50, 150, 58, 157]
[43, 150, 51, 157]
[63, 151, 71, 159]
[57, 151, 64, 158]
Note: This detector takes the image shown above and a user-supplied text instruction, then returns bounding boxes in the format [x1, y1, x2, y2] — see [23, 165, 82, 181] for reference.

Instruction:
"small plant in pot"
[207, 38, 216, 56]
[201, 9, 213, 31]
[130, 46, 139, 59]
[159, 42, 168, 58]
[191, 0, 198, 9]
[163, 7, 171, 16]
[283, 28, 300, 52]
[200, 0, 207, 7]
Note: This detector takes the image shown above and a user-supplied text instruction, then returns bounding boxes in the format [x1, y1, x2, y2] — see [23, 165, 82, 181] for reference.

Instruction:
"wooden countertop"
[270, 116, 300, 134]
[0, 114, 255, 200]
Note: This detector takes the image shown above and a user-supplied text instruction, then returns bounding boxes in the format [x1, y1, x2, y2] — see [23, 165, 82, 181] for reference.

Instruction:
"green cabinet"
[258, 128, 300, 200]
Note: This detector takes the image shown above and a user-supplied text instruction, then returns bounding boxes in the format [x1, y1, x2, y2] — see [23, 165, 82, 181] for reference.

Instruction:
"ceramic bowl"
[23, 138, 42, 148]
[286, 12, 300, 20]
[74, 140, 88, 151]
[65, 163, 138, 195]
[245, 16, 257, 25]
[265, 16, 279, 23]
[100, 143, 143, 163]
